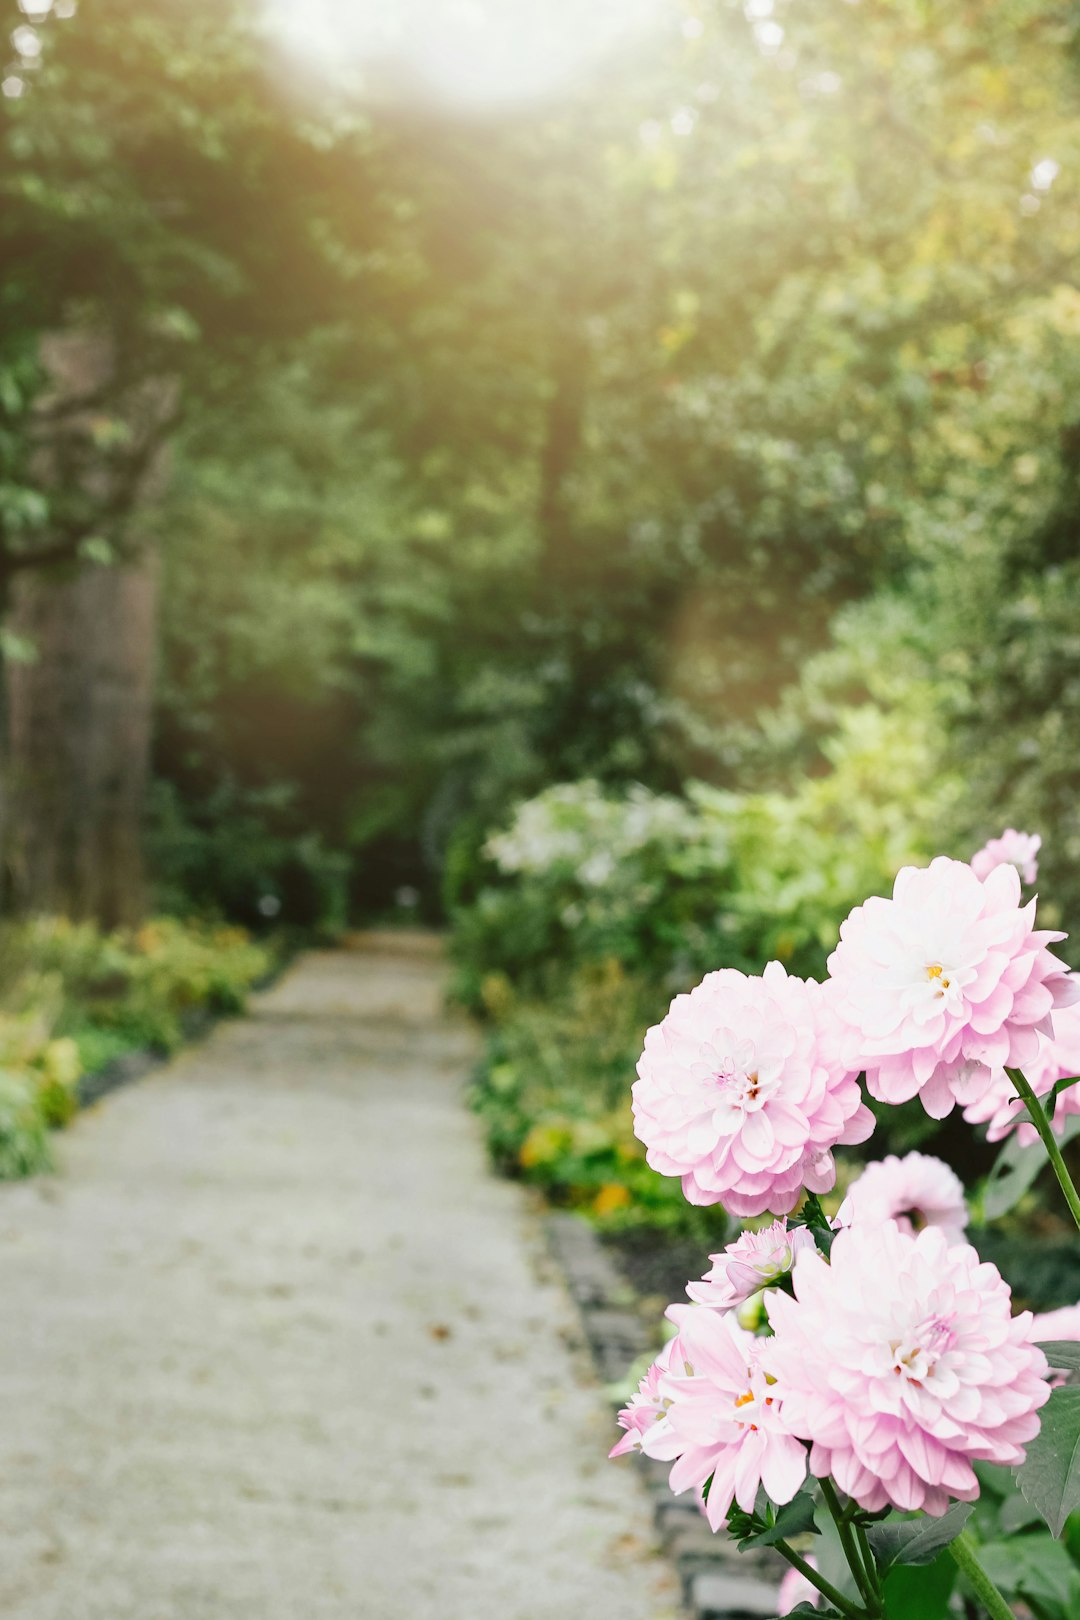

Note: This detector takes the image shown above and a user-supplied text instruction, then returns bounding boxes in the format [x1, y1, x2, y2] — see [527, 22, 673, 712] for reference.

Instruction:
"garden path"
[0, 937, 677, 1620]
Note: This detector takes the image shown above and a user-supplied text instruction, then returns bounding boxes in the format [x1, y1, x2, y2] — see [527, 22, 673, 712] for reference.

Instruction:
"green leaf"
[982, 1134, 1045, 1219]
[786, 1607, 842, 1619]
[1016, 1385, 1080, 1537]
[983, 1112, 1080, 1218]
[78, 536, 114, 567]
[999, 1487, 1047, 1534]
[882, 1550, 956, 1620]
[865, 1503, 972, 1571]
[736, 1488, 818, 1551]
[978, 1532, 1080, 1615]
[1038, 1341, 1080, 1377]
[792, 1191, 835, 1256]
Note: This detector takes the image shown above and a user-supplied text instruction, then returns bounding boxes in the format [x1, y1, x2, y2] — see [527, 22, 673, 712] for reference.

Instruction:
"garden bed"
[0, 916, 280, 1179]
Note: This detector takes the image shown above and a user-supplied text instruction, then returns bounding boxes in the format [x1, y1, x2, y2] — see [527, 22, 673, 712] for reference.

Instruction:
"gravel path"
[0, 941, 678, 1620]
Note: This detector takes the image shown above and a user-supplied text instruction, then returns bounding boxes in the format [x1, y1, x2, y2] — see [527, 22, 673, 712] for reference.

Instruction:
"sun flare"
[259, 0, 671, 108]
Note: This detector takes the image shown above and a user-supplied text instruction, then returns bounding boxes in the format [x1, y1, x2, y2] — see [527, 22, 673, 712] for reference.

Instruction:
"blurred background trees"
[2, 0, 1080, 932]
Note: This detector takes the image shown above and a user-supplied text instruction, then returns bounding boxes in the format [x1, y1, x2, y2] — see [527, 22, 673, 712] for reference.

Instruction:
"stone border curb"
[545, 1213, 783, 1620]
[75, 1006, 215, 1110]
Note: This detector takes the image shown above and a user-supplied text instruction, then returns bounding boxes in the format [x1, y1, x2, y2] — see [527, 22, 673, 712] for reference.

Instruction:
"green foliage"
[7, 915, 273, 1054]
[731, 1490, 819, 1553]
[1039, 1342, 1080, 1375]
[0, 1004, 86, 1178]
[1016, 1386, 1080, 1538]
[866, 1505, 972, 1572]
[454, 667, 967, 1206]
[451, 691, 953, 1009]
[0, 914, 274, 1179]
[978, 1536, 1080, 1619]
[468, 961, 725, 1235]
[881, 1553, 956, 1620]
[981, 1109, 1080, 1220]
[11, 0, 1079, 917]
[0, 1072, 51, 1181]
[968, 1463, 1080, 1619]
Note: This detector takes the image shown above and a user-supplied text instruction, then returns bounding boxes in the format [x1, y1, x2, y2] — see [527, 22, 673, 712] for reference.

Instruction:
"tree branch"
[0, 408, 180, 583]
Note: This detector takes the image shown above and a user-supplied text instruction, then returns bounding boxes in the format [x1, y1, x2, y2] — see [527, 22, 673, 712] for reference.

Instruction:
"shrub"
[0, 914, 276, 1179]
[470, 962, 728, 1238]
[0, 1072, 51, 1180]
[451, 696, 955, 1009]
[4, 915, 274, 1057]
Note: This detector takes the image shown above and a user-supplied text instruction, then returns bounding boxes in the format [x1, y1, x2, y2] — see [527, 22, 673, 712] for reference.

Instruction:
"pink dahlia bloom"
[971, 829, 1041, 886]
[642, 1306, 807, 1530]
[767, 1222, 1049, 1516]
[844, 1152, 967, 1244]
[826, 856, 1078, 1119]
[778, 1562, 820, 1615]
[1031, 1303, 1080, 1342]
[609, 1334, 683, 1458]
[962, 995, 1080, 1144]
[633, 962, 874, 1216]
[688, 1220, 818, 1309]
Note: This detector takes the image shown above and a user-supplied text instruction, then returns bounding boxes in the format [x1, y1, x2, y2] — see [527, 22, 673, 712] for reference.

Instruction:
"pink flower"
[610, 1335, 682, 1458]
[633, 962, 874, 1216]
[972, 829, 1041, 886]
[642, 1306, 807, 1530]
[826, 856, 1078, 1120]
[962, 995, 1080, 1144]
[1030, 1304, 1080, 1342]
[767, 1222, 1050, 1516]
[778, 1562, 821, 1615]
[844, 1152, 967, 1244]
[688, 1220, 818, 1309]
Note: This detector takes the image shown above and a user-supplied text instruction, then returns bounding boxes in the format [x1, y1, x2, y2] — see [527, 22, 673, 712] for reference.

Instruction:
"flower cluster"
[617, 838, 1068, 1590]
[485, 780, 695, 880]
[616, 1218, 1048, 1521]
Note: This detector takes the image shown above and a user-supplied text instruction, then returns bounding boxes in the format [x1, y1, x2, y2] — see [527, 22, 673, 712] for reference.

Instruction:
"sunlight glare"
[259, 0, 671, 109]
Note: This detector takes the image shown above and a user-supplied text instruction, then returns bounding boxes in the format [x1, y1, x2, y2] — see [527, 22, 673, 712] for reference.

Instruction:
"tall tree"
[0, 0, 400, 916]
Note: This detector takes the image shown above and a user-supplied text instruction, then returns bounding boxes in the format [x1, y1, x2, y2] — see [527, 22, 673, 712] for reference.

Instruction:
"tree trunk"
[7, 549, 160, 926]
[2, 330, 173, 926]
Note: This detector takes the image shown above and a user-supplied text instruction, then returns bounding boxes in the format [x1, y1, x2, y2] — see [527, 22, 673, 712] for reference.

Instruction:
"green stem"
[855, 1520, 884, 1604]
[821, 1478, 882, 1615]
[949, 1528, 1016, 1620]
[1007, 1067, 1080, 1233]
[774, 1538, 868, 1620]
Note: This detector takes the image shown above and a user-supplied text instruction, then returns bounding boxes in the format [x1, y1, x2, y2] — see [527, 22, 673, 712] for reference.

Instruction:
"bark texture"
[7, 550, 160, 925]
[3, 331, 172, 925]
